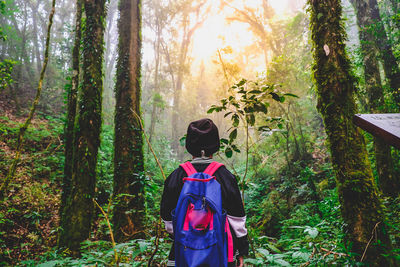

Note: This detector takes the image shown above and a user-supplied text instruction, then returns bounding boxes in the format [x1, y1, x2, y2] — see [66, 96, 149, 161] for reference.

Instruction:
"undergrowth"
[1, 114, 399, 266]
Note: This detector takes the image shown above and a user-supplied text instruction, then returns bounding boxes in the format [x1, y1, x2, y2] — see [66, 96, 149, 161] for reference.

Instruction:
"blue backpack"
[172, 161, 233, 267]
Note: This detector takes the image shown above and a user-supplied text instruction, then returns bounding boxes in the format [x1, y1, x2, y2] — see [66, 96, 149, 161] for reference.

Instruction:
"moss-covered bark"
[113, 0, 145, 242]
[58, 0, 82, 248]
[368, 0, 400, 110]
[58, 0, 106, 253]
[308, 1, 394, 265]
[350, 0, 398, 197]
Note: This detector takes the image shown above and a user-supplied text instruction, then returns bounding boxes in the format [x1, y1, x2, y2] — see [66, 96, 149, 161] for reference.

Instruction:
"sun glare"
[190, 0, 298, 69]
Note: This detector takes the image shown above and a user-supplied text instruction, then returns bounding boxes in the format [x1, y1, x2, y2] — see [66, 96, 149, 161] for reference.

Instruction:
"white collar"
[191, 157, 214, 164]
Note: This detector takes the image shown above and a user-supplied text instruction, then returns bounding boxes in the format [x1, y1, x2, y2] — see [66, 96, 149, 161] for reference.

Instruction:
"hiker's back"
[172, 161, 232, 267]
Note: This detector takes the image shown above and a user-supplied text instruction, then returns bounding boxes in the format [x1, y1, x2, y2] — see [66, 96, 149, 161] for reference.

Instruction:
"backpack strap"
[203, 161, 224, 176]
[180, 162, 197, 176]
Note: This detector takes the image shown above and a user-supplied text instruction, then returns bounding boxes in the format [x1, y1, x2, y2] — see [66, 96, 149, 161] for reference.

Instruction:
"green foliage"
[208, 78, 295, 158]
[0, 115, 63, 264]
[96, 124, 114, 200]
[0, 59, 17, 91]
[0, 0, 6, 41]
[20, 238, 171, 266]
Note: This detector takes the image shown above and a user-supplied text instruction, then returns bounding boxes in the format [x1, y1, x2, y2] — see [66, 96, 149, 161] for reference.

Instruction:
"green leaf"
[138, 240, 148, 252]
[248, 89, 262, 94]
[37, 261, 59, 267]
[179, 135, 186, 147]
[225, 147, 233, 158]
[292, 251, 311, 261]
[274, 258, 291, 266]
[229, 129, 237, 141]
[267, 243, 282, 253]
[207, 107, 215, 114]
[237, 79, 246, 87]
[257, 248, 270, 257]
[284, 93, 299, 98]
[232, 114, 239, 127]
[224, 111, 233, 118]
[220, 138, 229, 145]
[231, 145, 241, 153]
[304, 227, 319, 238]
[248, 114, 255, 125]
[270, 92, 281, 102]
[244, 258, 263, 265]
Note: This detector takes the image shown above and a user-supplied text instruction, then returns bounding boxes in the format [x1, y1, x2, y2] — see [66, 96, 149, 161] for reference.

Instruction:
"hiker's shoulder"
[164, 166, 186, 185]
[214, 164, 236, 181]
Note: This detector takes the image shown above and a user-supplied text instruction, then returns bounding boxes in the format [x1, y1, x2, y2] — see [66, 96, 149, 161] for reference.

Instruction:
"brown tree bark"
[58, 0, 107, 253]
[368, 0, 400, 110]
[113, 0, 145, 242]
[350, 0, 399, 197]
[308, 0, 394, 265]
[58, 0, 82, 248]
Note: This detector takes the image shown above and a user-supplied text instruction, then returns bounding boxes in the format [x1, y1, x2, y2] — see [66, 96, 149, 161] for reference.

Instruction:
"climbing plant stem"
[93, 199, 119, 265]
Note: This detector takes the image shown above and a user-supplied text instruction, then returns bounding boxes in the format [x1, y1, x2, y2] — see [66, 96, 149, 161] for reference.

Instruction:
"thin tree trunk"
[308, 0, 394, 265]
[29, 0, 42, 74]
[113, 0, 145, 242]
[58, 0, 107, 253]
[58, 0, 82, 248]
[0, 0, 56, 200]
[148, 25, 161, 146]
[350, 0, 398, 197]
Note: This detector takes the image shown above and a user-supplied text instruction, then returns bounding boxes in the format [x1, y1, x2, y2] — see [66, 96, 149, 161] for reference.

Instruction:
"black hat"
[185, 118, 220, 157]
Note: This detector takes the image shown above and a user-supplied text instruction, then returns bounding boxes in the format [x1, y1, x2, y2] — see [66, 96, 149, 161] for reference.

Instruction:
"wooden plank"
[353, 113, 400, 150]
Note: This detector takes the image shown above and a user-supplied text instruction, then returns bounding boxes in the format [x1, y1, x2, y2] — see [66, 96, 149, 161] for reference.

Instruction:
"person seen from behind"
[161, 118, 249, 267]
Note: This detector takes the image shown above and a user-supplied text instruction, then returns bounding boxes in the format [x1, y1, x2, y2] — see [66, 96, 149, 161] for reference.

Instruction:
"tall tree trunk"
[58, 0, 82, 248]
[58, 0, 107, 253]
[148, 19, 162, 146]
[308, 1, 394, 265]
[171, 6, 207, 158]
[350, 0, 399, 197]
[368, 0, 400, 110]
[171, 20, 189, 157]
[113, 0, 145, 242]
[29, 0, 42, 75]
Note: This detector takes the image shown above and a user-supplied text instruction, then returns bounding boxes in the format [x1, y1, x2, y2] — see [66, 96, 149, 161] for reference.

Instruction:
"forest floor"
[0, 113, 62, 264]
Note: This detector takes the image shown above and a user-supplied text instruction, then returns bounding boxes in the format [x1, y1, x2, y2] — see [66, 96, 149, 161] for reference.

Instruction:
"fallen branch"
[320, 247, 348, 258]
[300, 246, 316, 267]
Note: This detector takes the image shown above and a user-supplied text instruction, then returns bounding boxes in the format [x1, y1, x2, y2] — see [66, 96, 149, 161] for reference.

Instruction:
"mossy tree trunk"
[58, 0, 107, 253]
[113, 0, 145, 242]
[58, 0, 82, 248]
[368, 0, 400, 110]
[350, 0, 399, 197]
[308, 1, 394, 265]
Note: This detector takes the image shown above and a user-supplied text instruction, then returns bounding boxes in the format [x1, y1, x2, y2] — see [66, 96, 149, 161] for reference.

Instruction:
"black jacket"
[160, 159, 249, 260]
